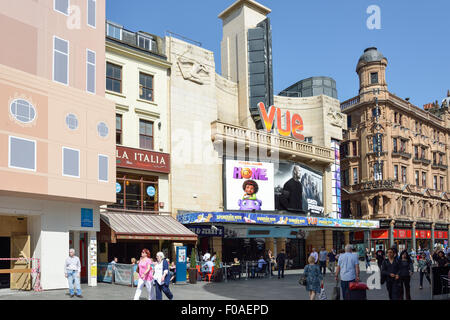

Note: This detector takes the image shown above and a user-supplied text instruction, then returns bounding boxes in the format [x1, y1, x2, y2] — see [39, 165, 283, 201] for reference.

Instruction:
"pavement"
[0, 262, 437, 300]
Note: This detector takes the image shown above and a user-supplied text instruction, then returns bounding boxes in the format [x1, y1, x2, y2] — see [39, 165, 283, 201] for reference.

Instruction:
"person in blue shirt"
[335, 244, 360, 300]
[251, 256, 267, 278]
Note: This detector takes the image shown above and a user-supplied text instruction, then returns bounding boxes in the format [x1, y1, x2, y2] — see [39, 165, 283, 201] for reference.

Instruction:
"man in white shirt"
[64, 248, 82, 298]
[309, 248, 319, 264]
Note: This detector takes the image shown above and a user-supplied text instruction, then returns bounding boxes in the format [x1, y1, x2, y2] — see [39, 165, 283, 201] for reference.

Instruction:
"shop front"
[434, 224, 449, 248]
[370, 229, 389, 253]
[393, 229, 412, 253]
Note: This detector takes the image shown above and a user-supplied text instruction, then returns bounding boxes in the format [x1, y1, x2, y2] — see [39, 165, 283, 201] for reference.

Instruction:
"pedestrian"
[153, 251, 173, 300]
[335, 244, 360, 300]
[133, 248, 154, 300]
[170, 261, 177, 284]
[64, 248, 82, 298]
[319, 247, 328, 275]
[381, 248, 401, 300]
[304, 255, 323, 300]
[110, 257, 118, 283]
[398, 250, 414, 300]
[435, 250, 449, 267]
[309, 248, 318, 264]
[276, 249, 286, 279]
[211, 252, 217, 263]
[365, 248, 372, 271]
[267, 249, 275, 276]
[417, 252, 431, 289]
[327, 248, 337, 274]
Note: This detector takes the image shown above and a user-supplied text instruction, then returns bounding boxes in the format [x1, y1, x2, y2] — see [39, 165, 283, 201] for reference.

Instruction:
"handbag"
[349, 281, 368, 291]
[298, 274, 307, 286]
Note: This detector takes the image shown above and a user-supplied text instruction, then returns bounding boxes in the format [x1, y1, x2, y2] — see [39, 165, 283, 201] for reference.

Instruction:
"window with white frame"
[87, 0, 96, 28]
[10, 99, 36, 123]
[138, 35, 153, 51]
[54, 0, 69, 15]
[62, 147, 80, 177]
[53, 36, 69, 85]
[86, 49, 96, 93]
[9, 136, 36, 171]
[106, 22, 122, 40]
[98, 155, 108, 182]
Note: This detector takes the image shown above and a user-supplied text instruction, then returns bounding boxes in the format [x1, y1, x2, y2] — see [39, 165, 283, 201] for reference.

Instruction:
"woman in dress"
[133, 248, 154, 300]
[304, 255, 323, 300]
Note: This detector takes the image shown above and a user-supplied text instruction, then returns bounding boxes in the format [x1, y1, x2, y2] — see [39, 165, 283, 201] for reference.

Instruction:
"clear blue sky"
[106, 0, 450, 108]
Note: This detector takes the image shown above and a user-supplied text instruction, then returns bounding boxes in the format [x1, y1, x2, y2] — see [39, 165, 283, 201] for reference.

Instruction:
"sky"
[106, 0, 450, 108]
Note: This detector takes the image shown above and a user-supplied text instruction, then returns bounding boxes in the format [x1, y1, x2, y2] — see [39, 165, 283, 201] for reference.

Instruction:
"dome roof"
[358, 47, 386, 64]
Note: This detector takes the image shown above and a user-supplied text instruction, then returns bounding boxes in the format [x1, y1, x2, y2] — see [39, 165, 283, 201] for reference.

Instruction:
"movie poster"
[225, 160, 275, 211]
[274, 162, 324, 215]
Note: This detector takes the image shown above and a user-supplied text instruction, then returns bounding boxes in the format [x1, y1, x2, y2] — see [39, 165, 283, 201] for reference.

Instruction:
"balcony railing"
[211, 121, 335, 164]
[392, 151, 412, 159]
[340, 96, 360, 111]
[413, 158, 431, 165]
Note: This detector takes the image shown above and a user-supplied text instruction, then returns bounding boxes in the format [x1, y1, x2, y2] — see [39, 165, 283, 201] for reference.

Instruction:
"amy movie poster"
[274, 162, 324, 215]
[225, 160, 275, 211]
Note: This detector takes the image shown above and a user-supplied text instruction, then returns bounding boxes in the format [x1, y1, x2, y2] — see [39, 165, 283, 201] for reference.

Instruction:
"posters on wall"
[225, 160, 275, 211]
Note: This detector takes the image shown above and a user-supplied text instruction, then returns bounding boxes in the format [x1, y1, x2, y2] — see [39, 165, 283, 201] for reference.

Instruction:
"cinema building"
[170, 0, 378, 268]
[98, 22, 197, 264]
[0, 1, 115, 290]
[339, 47, 450, 253]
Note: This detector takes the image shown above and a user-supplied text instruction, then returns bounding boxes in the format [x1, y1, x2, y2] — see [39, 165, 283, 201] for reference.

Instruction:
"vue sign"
[257, 102, 305, 140]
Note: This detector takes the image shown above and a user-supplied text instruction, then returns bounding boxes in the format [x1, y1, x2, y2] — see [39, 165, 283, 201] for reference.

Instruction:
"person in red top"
[133, 248, 154, 300]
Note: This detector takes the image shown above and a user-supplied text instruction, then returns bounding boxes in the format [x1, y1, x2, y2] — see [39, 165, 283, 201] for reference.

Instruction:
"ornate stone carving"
[177, 57, 210, 85]
[327, 107, 344, 127]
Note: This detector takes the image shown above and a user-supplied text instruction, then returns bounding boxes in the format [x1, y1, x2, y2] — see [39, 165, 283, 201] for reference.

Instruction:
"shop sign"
[434, 231, 448, 239]
[187, 225, 224, 237]
[415, 230, 432, 239]
[177, 212, 380, 229]
[394, 229, 411, 239]
[353, 231, 365, 241]
[81, 208, 93, 228]
[146, 186, 156, 197]
[258, 102, 304, 140]
[116, 146, 170, 173]
[371, 229, 389, 239]
[116, 183, 121, 193]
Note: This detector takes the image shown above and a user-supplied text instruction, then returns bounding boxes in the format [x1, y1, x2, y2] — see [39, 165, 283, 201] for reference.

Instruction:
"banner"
[114, 263, 133, 286]
[274, 162, 324, 215]
[97, 263, 113, 283]
[187, 225, 224, 237]
[225, 160, 275, 211]
[177, 212, 379, 229]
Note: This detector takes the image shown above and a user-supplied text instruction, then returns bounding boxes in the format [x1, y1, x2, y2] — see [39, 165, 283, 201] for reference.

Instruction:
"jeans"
[419, 271, 431, 287]
[319, 261, 326, 274]
[340, 279, 354, 300]
[67, 270, 82, 296]
[399, 276, 411, 300]
[155, 281, 173, 300]
[133, 278, 154, 300]
[386, 279, 401, 300]
[278, 265, 285, 278]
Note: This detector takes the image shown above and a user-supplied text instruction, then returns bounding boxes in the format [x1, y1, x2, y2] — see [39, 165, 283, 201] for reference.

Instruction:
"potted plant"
[213, 256, 224, 282]
[188, 248, 198, 284]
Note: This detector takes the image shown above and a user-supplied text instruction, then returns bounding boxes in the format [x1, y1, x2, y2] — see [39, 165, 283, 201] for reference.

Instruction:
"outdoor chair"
[256, 264, 267, 278]
[203, 266, 214, 282]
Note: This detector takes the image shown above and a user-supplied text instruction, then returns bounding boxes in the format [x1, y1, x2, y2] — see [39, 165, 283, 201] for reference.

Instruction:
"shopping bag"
[349, 281, 368, 291]
[331, 281, 340, 300]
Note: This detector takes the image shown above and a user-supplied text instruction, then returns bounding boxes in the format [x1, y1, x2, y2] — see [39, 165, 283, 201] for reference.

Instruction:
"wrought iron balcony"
[392, 151, 412, 159]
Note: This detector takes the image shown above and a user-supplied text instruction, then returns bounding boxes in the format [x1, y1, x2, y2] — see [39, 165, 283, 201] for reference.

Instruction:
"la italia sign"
[116, 146, 170, 174]
[258, 102, 305, 140]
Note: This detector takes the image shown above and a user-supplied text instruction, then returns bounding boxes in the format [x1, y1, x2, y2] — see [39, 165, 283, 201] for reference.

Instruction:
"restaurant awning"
[100, 212, 198, 242]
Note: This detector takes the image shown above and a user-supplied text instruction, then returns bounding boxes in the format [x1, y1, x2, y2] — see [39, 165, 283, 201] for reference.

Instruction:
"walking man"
[65, 248, 82, 298]
[335, 244, 360, 300]
[276, 249, 286, 279]
[327, 248, 337, 274]
[319, 247, 328, 275]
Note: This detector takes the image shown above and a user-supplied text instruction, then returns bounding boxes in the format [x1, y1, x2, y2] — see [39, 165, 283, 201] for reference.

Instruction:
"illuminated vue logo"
[257, 102, 305, 140]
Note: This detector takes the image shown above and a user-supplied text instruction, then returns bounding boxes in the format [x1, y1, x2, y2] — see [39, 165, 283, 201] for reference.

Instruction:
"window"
[352, 141, 357, 156]
[98, 155, 108, 182]
[342, 169, 349, 186]
[54, 0, 69, 15]
[433, 153, 437, 165]
[394, 165, 398, 181]
[106, 62, 121, 93]
[439, 154, 443, 165]
[373, 134, 383, 154]
[62, 147, 79, 177]
[97, 122, 109, 138]
[65, 113, 78, 130]
[373, 161, 383, 181]
[340, 143, 348, 158]
[304, 137, 313, 144]
[370, 72, 378, 84]
[433, 176, 438, 190]
[394, 112, 398, 124]
[116, 114, 122, 145]
[421, 147, 425, 159]
[106, 22, 122, 40]
[139, 73, 153, 101]
[87, 0, 96, 28]
[414, 146, 419, 159]
[347, 115, 352, 128]
[415, 171, 419, 186]
[440, 177, 444, 191]
[86, 49, 96, 93]
[393, 138, 397, 153]
[10, 99, 36, 123]
[400, 139, 406, 153]
[422, 172, 426, 188]
[139, 120, 153, 150]
[112, 174, 159, 211]
[9, 136, 36, 171]
[53, 36, 69, 85]
[353, 168, 358, 185]
[401, 166, 407, 184]
[137, 35, 155, 51]
[372, 196, 378, 215]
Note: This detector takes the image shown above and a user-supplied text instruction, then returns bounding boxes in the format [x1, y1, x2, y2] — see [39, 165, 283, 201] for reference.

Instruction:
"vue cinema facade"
[171, 0, 378, 268]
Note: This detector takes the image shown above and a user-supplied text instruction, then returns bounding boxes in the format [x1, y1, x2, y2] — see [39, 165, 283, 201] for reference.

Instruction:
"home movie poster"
[274, 162, 324, 215]
[225, 160, 275, 211]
